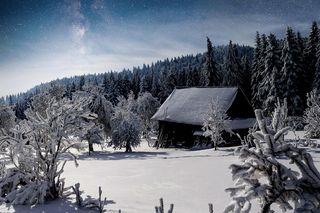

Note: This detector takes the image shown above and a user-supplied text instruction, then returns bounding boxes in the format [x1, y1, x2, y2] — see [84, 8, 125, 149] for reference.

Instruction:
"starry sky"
[0, 0, 320, 97]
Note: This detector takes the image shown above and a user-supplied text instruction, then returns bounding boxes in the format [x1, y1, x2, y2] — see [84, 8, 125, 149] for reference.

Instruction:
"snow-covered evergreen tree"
[304, 21, 319, 93]
[150, 69, 159, 97]
[200, 37, 220, 86]
[105, 72, 120, 105]
[251, 32, 262, 108]
[252, 33, 267, 109]
[263, 34, 282, 113]
[202, 99, 232, 150]
[140, 75, 152, 94]
[225, 102, 320, 213]
[281, 27, 304, 115]
[222, 41, 242, 86]
[0, 93, 95, 205]
[79, 75, 85, 91]
[313, 37, 320, 91]
[240, 55, 252, 99]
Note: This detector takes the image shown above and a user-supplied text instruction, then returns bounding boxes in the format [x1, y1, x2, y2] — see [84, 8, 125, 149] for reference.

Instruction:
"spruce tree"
[186, 64, 194, 87]
[201, 37, 220, 86]
[251, 32, 262, 108]
[304, 21, 319, 92]
[79, 76, 85, 91]
[222, 40, 242, 86]
[313, 41, 320, 91]
[151, 71, 159, 97]
[106, 72, 119, 105]
[262, 33, 282, 112]
[240, 55, 252, 99]
[280, 27, 304, 115]
[131, 69, 141, 98]
[140, 74, 152, 94]
[252, 34, 267, 109]
[296, 31, 306, 107]
[102, 73, 109, 93]
[71, 82, 77, 93]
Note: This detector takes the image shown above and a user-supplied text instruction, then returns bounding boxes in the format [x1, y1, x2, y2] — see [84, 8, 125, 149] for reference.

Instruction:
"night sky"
[1, 0, 320, 96]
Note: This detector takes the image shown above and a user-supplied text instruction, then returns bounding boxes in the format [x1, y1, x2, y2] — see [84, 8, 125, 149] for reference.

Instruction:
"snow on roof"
[152, 87, 253, 127]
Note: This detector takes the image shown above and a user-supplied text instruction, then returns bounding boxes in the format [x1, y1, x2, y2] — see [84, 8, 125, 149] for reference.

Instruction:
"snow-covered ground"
[1, 132, 320, 213]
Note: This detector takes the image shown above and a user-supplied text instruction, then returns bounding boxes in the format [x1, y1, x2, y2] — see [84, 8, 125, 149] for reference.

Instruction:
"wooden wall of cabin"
[157, 121, 199, 148]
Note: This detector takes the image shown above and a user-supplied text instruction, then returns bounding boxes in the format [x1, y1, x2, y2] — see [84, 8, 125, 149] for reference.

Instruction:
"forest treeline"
[3, 21, 320, 118]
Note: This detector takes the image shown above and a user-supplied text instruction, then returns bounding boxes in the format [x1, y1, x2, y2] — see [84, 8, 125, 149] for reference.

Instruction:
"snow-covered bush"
[136, 92, 160, 133]
[110, 107, 142, 153]
[0, 104, 15, 135]
[304, 90, 320, 138]
[202, 99, 232, 150]
[0, 93, 95, 205]
[224, 102, 320, 213]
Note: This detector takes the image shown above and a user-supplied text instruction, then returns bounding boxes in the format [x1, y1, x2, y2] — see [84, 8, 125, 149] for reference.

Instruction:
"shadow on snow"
[76, 151, 169, 161]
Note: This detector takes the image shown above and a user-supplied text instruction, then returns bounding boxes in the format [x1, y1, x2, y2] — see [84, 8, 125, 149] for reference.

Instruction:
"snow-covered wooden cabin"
[151, 87, 256, 148]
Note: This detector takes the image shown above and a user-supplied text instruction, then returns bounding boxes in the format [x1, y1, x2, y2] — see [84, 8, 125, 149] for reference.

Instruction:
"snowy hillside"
[1, 133, 319, 213]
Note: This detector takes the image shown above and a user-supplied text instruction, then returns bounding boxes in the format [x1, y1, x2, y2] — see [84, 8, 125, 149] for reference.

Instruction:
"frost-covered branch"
[304, 90, 320, 138]
[225, 101, 320, 212]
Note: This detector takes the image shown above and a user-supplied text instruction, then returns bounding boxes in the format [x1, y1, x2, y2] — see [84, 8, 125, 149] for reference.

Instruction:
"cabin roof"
[152, 87, 255, 128]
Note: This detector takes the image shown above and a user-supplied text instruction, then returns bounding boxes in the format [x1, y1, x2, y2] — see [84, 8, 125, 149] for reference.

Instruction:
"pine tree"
[262, 33, 282, 112]
[106, 72, 119, 105]
[151, 71, 159, 97]
[102, 73, 109, 93]
[71, 82, 77, 93]
[280, 27, 304, 115]
[304, 21, 319, 92]
[222, 40, 242, 86]
[252, 34, 267, 109]
[296, 31, 307, 107]
[177, 68, 187, 86]
[139, 73, 152, 94]
[131, 69, 141, 98]
[240, 55, 252, 99]
[79, 76, 85, 91]
[313, 41, 320, 91]
[201, 37, 220, 86]
[251, 32, 262, 108]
